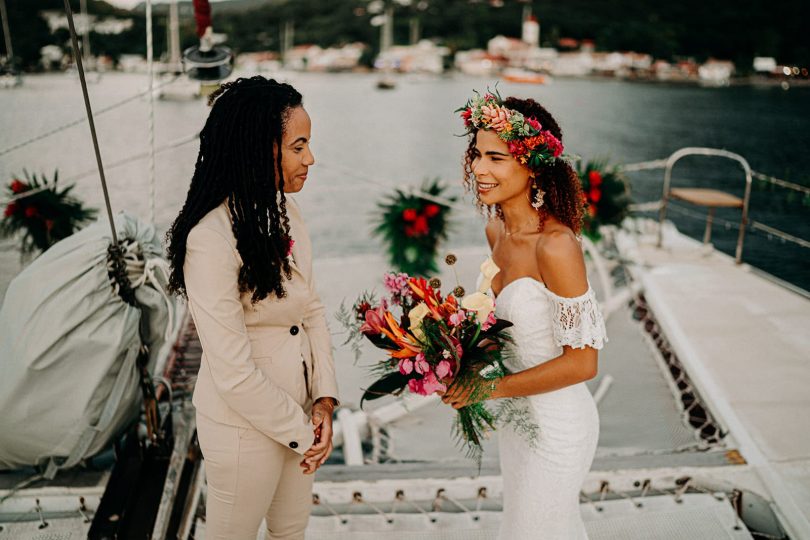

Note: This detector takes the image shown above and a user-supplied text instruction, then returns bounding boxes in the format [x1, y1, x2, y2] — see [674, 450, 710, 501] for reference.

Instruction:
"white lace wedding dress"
[494, 277, 607, 540]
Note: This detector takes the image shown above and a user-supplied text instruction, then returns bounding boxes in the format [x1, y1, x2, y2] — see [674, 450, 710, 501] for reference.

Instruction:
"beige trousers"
[197, 412, 314, 540]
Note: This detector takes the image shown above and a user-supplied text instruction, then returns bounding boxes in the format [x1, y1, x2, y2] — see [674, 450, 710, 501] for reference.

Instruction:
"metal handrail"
[656, 147, 753, 264]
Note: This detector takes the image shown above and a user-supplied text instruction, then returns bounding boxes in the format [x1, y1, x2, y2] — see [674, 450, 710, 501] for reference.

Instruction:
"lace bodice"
[493, 277, 607, 372]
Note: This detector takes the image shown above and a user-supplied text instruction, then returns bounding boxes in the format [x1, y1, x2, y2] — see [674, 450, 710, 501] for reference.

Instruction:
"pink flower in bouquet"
[436, 359, 452, 379]
[398, 358, 414, 375]
[421, 371, 447, 395]
[359, 305, 387, 335]
[448, 309, 467, 327]
[482, 311, 497, 331]
[408, 378, 425, 395]
[384, 272, 413, 303]
[414, 352, 430, 375]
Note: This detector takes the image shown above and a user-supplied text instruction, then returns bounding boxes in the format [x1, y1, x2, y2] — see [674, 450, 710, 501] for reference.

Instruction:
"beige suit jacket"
[184, 197, 339, 456]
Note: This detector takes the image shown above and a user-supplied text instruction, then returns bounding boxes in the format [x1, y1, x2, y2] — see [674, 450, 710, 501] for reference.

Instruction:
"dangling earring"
[531, 179, 545, 209]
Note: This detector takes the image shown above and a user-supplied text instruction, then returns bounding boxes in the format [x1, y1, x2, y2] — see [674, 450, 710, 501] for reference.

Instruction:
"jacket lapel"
[286, 197, 310, 282]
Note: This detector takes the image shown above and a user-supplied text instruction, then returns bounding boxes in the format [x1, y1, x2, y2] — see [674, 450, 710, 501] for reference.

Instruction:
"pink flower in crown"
[480, 104, 511, 132]
[526, 117, 542, 133]
[398, 358, 414, 375]
[413, 352, 430, 375]
[508, 140, 527, 156]
[545, 133, 564, 157]
[421, 371, 447, 395]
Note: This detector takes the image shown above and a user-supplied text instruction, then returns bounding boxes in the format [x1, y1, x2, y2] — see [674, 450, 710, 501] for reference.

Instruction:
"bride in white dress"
[442, 92, 607, 539]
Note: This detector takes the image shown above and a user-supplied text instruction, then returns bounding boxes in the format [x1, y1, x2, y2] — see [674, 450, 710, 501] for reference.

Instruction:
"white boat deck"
[617, 219, 810, 538]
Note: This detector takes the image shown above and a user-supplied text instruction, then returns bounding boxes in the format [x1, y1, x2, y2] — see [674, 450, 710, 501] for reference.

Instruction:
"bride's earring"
[531, 179, 545, 209]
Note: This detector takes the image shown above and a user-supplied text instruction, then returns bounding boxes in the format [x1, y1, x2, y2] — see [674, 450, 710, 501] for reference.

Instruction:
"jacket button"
[289, 441, 298, 449]
[290, 325, 299, 335]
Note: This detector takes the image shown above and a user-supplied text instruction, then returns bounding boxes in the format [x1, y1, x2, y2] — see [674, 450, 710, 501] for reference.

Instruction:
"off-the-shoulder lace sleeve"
[545, 287, 607, 350]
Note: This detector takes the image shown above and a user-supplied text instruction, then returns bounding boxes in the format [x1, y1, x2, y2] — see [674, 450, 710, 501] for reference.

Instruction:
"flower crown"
[457, 89, 565, 170]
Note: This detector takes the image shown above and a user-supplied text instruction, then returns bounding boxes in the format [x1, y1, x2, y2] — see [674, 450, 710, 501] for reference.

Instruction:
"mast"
[0, 0, 14, 67]
[381, 4, 393, 52]
[168, 0, 181, 72]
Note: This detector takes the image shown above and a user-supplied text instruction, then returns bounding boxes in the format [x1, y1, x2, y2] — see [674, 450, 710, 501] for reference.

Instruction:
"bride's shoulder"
[535, 225, 580, 261]
[535, 226, 587, 294]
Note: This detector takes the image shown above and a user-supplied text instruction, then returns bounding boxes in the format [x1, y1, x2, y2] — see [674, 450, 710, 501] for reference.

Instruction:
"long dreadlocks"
[166, 76, 301, 303]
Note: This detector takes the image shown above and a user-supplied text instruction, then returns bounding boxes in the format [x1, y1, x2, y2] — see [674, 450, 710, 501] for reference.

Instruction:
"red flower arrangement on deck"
[577, 160, 631, 240]
[374, 178, 454, 277]
[1, 171, 96, 254]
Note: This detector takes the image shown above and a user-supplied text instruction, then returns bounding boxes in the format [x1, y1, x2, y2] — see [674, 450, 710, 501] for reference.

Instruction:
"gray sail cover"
[0, 213, 178, 472]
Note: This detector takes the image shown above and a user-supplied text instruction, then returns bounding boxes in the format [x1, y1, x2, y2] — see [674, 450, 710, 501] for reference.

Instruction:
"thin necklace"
[503, 217, 538, 236]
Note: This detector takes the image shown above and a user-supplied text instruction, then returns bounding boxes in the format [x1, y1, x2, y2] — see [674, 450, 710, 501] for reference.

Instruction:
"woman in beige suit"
[166, 76, 339, 540]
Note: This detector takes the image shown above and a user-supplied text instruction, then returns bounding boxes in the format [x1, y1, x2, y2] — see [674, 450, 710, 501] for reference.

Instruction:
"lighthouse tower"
[522, 15, 540, 47]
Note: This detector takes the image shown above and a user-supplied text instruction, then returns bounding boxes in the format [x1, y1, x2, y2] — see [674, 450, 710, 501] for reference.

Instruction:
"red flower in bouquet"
[4, 202, 18, 217]
[588, 170, 603, 187]
[24, 206, 39, 218]
[589, 187, 602, 203]
[402, 208, 418, 222]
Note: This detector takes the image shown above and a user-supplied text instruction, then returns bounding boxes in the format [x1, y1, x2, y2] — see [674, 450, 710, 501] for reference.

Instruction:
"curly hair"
[462, 97, 584, 234]
[166, 76, 302, 303]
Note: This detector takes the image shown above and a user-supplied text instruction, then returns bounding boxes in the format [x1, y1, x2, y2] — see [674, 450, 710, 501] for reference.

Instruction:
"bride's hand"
[439, 383, 476, 410]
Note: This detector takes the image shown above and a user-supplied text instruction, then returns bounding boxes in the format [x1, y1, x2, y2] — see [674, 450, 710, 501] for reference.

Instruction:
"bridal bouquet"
[339, 257, 515, 458]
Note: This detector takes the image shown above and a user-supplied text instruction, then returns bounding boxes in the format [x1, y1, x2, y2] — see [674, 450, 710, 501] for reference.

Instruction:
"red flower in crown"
[460, 108, 473, 127]
[508, 140, 527, 156]
[588, 170, 603, 187]
[402, 208, 418, 222]
[10, 179, 27, 194]
[4, 202, 18, 217]
[545, 134, 564, 157]
[424, 204, 441, 218]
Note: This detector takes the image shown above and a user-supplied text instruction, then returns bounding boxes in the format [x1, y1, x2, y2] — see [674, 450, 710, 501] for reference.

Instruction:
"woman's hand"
[300, 398, 336, 474]
[439, 378, 502, 410]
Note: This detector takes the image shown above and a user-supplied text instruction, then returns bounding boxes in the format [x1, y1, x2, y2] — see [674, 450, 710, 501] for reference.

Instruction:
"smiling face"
[470, 129, 532, 207]
[279, 106, 314, 193]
